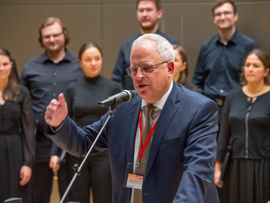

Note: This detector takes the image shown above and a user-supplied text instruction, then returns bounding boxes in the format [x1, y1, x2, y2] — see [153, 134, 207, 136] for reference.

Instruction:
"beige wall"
[0, 0, 270, 82]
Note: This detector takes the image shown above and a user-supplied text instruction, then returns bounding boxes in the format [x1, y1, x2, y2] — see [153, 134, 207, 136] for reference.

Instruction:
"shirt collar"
[141, 80, 173, 110]
[41, 49, 71, 64]
[216, 30, 238, 46]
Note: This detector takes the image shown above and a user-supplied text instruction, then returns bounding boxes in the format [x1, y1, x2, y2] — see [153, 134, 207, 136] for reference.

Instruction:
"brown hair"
[38, 17, 70, 47]
[0, 48, 20, 101]
[173, 44, 189, 85]
[136, 0, 161, 10]
[240, 49, 270, 85]
[212, 0, 237, 16]
[78, 42, 103, 60]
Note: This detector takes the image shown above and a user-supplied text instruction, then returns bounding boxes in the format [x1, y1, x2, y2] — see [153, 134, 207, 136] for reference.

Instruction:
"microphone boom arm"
[59, 107, 116, 203]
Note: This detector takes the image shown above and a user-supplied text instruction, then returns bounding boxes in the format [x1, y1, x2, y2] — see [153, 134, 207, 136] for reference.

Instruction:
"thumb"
[58, 93, 66, 104]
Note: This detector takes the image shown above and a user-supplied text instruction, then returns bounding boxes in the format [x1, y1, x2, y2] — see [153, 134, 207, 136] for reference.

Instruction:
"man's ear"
[167, 61, 174, 76]
[157, 9, 163, 20]
[234, 12, 239, 22]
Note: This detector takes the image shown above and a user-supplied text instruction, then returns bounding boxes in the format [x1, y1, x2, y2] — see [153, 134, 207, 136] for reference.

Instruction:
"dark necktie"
[140, 104, 155, 166]
[133, 105, 160, 203]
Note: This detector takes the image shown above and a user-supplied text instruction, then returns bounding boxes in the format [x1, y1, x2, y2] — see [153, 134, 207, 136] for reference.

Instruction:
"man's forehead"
[42, 22, 61, 31]
[131, 50, 160, 66]
[137, 1, 157, 8]
[132, 39, 154, 50]
[215, 2, 233, 11]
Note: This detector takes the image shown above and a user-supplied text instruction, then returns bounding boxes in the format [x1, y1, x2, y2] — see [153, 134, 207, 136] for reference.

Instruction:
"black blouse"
[0, 86, 35, 167]
[217, 87, 270, 162]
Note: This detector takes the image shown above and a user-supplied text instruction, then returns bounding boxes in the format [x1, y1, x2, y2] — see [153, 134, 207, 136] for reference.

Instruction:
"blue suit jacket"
[46, 82, 219, 203]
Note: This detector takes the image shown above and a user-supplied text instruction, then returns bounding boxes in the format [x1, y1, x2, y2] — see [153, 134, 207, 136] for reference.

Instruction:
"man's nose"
[135, 68, 144, 78]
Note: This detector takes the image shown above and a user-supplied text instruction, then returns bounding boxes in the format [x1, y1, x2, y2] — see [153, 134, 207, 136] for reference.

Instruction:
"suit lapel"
[144, 83, 182, 178]
[125, 93, 142, 162]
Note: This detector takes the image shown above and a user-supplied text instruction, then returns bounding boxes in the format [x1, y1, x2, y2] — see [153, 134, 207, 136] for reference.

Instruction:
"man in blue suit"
[45, 34, 219, 203]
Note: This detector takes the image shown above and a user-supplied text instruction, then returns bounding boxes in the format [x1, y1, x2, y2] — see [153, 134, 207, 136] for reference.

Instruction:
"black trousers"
[32, 159, 68, 203]
[65, 150, 112, 203]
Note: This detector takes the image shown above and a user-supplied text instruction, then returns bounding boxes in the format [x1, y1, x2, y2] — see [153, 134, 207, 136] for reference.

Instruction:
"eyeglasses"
[214, 11, 233, 17]
[137, 8, 154, 14]
[126, 61, 168, 77]
[42, 32, 63, 40]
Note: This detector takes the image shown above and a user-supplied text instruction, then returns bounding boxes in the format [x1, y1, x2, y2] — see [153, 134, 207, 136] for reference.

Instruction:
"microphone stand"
[59, 107, 117, 203]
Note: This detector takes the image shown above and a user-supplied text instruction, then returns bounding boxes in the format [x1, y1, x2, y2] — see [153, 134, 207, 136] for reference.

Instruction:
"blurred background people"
[64, 42, 121, 203]
[0, 48, 35, 202]
[172, 44, 200, 92]
[20, 17, 84, 203]
[112, 0, 179, 90]
[193, 0, 256, 124]
[214, 49, 270, 203]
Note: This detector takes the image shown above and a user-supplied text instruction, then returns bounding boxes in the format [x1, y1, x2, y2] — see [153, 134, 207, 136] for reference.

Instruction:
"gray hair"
[131, 33, 175, 62]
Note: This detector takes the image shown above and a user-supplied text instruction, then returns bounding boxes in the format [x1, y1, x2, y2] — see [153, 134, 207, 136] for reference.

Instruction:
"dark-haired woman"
[65, 42, 121, 203]
[214, 49, 270, 203]
[173, 45, 200, 92]
[0, 48, 34, 202]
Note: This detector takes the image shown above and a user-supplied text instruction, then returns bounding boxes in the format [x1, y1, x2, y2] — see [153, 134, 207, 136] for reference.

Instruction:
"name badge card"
[126, 173, 143, 189]
[124, 163, 146, 190]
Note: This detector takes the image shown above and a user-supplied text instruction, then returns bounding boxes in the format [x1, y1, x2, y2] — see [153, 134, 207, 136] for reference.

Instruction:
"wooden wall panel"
[0, 1, 269, 81]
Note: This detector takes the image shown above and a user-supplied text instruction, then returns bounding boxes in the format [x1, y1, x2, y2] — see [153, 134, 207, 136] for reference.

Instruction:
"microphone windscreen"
[4, 198, 23, 203]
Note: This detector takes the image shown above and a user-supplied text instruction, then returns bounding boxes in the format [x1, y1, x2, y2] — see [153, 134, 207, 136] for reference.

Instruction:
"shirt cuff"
[50, 120, 65, 133]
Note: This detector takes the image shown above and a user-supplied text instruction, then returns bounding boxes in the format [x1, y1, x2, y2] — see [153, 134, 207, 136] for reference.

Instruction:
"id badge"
[124, 162, 146, 190]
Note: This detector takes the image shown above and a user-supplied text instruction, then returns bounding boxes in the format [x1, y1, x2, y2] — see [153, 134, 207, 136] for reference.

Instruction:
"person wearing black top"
[0, 48, 35, 202]
[64, 42, 121, 203]
[193, 0, 256, 124]
[215, 49, 270, 203]
[112, 0, 179, 90]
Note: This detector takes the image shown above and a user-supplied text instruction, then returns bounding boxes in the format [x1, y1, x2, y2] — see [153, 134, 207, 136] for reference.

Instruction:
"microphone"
[98, 90, 134, 107]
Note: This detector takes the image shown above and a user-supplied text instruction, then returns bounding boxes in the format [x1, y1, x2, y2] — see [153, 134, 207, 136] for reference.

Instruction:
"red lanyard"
[137, 110, 158, 161]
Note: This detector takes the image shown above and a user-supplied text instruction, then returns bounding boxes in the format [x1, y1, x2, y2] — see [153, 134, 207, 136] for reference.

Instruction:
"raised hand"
[45, 93, 68, 128]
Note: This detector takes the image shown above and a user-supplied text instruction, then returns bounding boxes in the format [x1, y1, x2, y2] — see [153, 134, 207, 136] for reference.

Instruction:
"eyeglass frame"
[214, 11, 233, 17]
[126, 61, 169, 78]
[42, 32, 63, 40]
[137, 7, 155, 14]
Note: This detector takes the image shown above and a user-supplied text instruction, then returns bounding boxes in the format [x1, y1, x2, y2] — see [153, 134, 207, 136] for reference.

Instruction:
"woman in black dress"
[0, 48, 34, 202]
[214, 49, 270, 203]
[65, 42, 121, 203]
